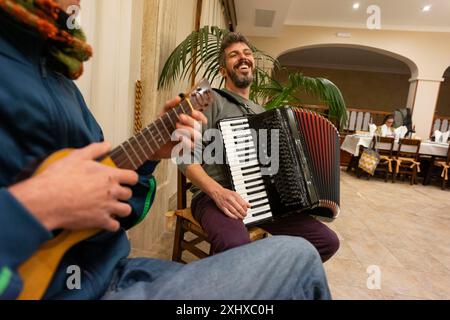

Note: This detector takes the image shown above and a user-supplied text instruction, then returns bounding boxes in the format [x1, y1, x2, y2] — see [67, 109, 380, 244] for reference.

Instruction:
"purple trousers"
[191, 193, 340, 262]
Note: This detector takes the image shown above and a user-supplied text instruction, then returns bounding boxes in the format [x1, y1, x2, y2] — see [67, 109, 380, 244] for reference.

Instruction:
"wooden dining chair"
[347, 145, 366, 174]
[167, 171, 270, 263]
[393, 138, 422, 185]
[425, 145, 450, 190]
[374, 136, 396, 182]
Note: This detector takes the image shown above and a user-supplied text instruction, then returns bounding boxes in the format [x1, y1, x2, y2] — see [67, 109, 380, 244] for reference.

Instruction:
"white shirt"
[380, 124, 395, 137]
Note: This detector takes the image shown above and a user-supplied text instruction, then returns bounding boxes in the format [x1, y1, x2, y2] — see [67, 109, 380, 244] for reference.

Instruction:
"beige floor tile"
[335, 225, 379, 243]
[388, 247, 448, 275]
[374, 266, 431, 298]
[413, 271, 450, 300]
[330, 285, 384, 300]
[324, 258, 368, 289]
[429, 251, 450, 274]
[332, 241, 359, 261]
[373, 232, 428, 254]
[346, 240, 404, 268]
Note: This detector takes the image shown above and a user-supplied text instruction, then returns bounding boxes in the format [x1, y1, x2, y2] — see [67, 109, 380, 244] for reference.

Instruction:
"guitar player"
[0, 0, 331, 300]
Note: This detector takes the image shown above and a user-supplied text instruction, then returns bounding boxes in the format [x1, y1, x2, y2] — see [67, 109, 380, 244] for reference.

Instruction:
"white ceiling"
[235, 0, 450, 37]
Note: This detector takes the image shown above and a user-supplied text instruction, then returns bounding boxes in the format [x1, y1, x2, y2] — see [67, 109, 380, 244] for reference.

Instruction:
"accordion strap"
[213, 88, 256, 115]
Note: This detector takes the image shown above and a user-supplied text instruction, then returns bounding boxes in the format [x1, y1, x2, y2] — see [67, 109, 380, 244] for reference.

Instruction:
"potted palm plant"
[158, 26, 347, 128]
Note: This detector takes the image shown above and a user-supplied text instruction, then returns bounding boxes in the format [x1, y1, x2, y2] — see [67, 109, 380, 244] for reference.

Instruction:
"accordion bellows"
[219, 107, 341, 226]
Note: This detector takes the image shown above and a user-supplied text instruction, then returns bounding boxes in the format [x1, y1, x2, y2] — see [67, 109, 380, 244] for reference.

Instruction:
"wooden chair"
[347, 145, 365, 174]
[425, 145, 450, 190]
[372, 136, 396, 182]
[168, 171, 270, 263]
[393, 138, 422, 185]
[355, 137, 395, 182]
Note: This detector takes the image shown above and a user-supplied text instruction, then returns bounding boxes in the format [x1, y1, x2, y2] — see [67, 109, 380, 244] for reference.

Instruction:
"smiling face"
[221, 42, 255, 89]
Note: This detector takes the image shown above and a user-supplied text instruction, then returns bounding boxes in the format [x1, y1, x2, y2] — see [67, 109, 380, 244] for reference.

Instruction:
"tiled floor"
[136, 168, 450, 300]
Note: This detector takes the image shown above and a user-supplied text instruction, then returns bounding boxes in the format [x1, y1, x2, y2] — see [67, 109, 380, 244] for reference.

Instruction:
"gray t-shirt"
[178, 89, 265, 199]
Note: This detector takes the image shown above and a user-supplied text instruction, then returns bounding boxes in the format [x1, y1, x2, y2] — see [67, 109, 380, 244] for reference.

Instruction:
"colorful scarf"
[0, 0, 92, 79]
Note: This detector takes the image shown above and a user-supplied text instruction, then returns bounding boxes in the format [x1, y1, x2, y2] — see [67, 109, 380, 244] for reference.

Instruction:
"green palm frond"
[253, 69, 348, 127]
[158, 26, 277, 90]
[158, 26, 225, 89]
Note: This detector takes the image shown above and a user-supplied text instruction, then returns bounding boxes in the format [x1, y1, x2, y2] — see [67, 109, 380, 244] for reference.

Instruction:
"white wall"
[75, 0, 143, 146]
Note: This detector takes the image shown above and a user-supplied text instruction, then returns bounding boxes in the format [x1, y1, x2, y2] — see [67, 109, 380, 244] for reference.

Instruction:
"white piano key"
[220, 126, 249, 132]
[236, 147, 256, 154]
[231, 148, 256, 157]
[235, 186, 265, 195]
[228, 160, 259, 169]
[244, 212, 272, 225]
[223, 137, 252, 144]
[231, 154, 257, 162]
[227, 153, 257, 161]
[226, 136, 254, 147]
[235, 185, 266, 195]
[222, 131, 253, 141]
[220, 125, 247, 131]
[233, 148, 255, 155]
[248, 198, 270, 207]
[228, 160, 258, 168]
[220, 120, 249, 126]
[228, 158, 258, 166]
[221, 129, 252, 138]
[247, 204, 271, 216]
[231, 170, 261, 179]
[220, 118, 248, 125]
[233, 174, 263, 185]
[230, 166, 261, 176]
[249, 208, 271, 219]
[234, 180, 264, 191]
[242, 192, 268, 202]
[232, 169, 262, 179]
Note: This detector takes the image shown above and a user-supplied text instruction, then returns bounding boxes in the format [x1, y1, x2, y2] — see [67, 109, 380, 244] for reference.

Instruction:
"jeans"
[192, 193, 340, 262]
[101, 236, 331, 300]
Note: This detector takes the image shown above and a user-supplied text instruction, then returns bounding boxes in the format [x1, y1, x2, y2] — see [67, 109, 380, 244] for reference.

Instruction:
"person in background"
[378, 114, 396, 137]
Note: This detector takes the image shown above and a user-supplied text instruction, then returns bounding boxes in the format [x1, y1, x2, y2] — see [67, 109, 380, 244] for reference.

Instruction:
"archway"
[434, 67, 450, 132]
[275, 44, 418, 131]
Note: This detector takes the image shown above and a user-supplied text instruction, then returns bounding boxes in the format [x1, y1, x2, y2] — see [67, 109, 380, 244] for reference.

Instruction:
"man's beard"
[226, 60, 254, 89]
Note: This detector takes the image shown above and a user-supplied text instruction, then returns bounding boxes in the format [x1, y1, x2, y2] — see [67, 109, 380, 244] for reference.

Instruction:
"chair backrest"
[177, 171, 192, 210]
[444, 144, 450, 165]
[373, 136, 395, 156]
[397, 138, 421, 160]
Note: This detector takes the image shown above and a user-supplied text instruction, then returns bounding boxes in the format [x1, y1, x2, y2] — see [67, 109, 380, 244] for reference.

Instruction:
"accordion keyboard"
[219, 118, 273, 225]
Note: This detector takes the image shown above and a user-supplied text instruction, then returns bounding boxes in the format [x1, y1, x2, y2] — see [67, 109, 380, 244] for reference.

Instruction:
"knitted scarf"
[0, 0, 92, 79]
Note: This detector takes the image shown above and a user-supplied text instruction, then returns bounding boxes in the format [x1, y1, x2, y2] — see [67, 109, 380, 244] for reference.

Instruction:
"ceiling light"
[353, 3, 360, 10]
[422, 5, 432, 12]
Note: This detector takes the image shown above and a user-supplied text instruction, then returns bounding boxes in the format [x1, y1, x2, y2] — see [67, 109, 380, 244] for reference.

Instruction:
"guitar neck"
[108, 99, 194, 170]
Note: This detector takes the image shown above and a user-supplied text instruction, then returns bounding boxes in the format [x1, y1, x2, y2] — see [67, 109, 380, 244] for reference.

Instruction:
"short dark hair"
[219, 32, 253, 68]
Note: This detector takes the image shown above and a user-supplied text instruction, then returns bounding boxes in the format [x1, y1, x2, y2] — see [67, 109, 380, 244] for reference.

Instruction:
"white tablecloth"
[341, 134, 449, 157]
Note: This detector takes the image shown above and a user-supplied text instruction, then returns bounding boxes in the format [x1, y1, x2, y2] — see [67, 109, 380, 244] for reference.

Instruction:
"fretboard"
[108, 100, 194, 170]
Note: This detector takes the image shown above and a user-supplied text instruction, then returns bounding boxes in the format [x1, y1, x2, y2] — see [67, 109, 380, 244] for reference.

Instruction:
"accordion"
[218, 106, 340, 226]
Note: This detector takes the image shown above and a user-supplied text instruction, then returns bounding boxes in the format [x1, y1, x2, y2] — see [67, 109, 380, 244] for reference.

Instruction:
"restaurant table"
[341, 134, 449, 184]
[341, 134, 449, 157]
